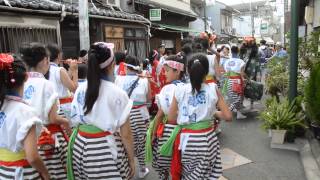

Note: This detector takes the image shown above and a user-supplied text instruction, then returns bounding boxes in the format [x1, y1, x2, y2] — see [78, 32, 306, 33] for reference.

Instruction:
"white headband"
[94, 42, 114, 69]
[125, 63, 141, 71]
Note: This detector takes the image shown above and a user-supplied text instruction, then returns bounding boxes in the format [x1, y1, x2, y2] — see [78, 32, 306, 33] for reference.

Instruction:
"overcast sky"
[216, 0, 264, 5]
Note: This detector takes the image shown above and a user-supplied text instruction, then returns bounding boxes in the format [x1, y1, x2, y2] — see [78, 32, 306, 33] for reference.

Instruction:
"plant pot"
[311, 122, 320, 140]
[271, 130, 287, 144]
[294, 126, 306, 137]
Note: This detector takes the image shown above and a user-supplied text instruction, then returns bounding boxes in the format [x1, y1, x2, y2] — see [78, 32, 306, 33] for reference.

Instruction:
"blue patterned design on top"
[187, 90, 206, 107]
[182, 106, 188, 116]
[24, 85, 35, 100]
[0, 112, 6, 129]
[165, 96, 170, 107]
[77, 91, 85, 106]
[189, 113, 197, 123]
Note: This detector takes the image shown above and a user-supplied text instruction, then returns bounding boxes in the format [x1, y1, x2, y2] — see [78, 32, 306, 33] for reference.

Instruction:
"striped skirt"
[152, 124, 176, 179]
[129, 107, 149, 167]
[225, 78, 243, 112]
[72, 132, 131, 179]
[0, 165, 41, 180]
[38, 131, 68, 179]
[181, 129, 222, 180]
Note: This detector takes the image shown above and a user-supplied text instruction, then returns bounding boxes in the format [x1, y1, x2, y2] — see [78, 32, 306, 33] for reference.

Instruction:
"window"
[104, 26, 147, 60]
[0, 26, 58, 53]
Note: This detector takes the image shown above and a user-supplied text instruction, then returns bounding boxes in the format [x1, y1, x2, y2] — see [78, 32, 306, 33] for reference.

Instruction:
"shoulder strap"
[127, 77, 140, 97]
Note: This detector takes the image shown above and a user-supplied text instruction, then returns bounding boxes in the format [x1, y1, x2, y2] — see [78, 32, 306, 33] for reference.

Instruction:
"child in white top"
[0, 54, 50, 180]
[70, 42, 135, 179]
[222, 46, 246, 119]
[115, 55, 151, 178]
[21, 43, 70, 179]
[47, 44, 78, 119]
[147, 55, 185, 180]
[162, 53, 232, 180]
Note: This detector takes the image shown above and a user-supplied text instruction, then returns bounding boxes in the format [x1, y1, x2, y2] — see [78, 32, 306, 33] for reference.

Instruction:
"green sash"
[67, 125, 105, 180]
[145, 116, 168, 163]
[159, 120, 212, 156]
[222, 71, 241, 96]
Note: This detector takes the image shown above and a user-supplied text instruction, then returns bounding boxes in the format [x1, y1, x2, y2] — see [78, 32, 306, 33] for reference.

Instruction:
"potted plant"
[260, 98, 306, 144]
[305, 63, 320, 139]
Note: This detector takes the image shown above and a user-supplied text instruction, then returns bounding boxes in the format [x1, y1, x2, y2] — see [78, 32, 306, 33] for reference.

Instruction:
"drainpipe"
[289, 0, 299, 102]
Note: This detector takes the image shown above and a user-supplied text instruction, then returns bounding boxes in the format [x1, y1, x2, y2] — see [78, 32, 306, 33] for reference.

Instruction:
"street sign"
[149, 9, 161, 21]
[260, 23, 268, 34]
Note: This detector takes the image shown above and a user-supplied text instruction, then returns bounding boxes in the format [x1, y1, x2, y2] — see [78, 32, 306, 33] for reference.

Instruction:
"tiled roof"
[0, 0, 149, 23]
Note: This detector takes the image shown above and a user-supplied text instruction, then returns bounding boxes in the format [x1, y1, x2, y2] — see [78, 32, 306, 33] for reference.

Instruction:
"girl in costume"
[222, 46, 247, 120]
[21, 43, 70, 179]
[0, 54, 50, 180]
[47, 44, 78, 119]
[69, 42, 135, 179]
[115, 55, 151, 178]
[160, 53, 232, 180]
[146, 55, 185, 180]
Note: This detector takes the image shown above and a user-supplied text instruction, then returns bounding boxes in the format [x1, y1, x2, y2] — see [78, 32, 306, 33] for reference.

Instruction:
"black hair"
[79, 49, 88, 58]
[193, 37, 209, 53]
[165, 55, 186, 80]
[187, 53, 209, 94]
[231, 46, 239, 54]
[78, 64, 88, 79]
[260, 39, 267, 45]
[20, 43, 48, 68]
[0, 56, 27, 109]
[84, 43, 112, 115]
[46, 44, 61, 62]
[148, 50, 158, 64]
[181, 36, 193, 47]
[142, 59, 149, 70]
[181, 43, 193, 57]
[114, 52, 126, 65]
[125, 55, 140, 72]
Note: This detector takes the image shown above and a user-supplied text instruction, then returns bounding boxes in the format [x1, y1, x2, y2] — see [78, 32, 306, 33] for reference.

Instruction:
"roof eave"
[0, 5, 61, 16]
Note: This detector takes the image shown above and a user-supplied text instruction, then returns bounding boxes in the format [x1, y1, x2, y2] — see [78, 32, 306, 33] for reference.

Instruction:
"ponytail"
[187, 53, 209, 94]
[84, 43, 112, 115]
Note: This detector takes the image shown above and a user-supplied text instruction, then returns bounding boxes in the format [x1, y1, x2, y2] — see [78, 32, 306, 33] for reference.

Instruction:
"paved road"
[133, 102, 306, 180]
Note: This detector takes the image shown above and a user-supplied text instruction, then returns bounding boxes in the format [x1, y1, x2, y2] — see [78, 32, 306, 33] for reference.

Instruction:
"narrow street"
[136, 100, 306, 180]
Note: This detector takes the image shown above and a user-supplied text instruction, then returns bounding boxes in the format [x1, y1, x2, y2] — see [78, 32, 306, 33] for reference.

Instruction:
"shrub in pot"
[305, 63, 320, 139]
[259, 98, 306, 144]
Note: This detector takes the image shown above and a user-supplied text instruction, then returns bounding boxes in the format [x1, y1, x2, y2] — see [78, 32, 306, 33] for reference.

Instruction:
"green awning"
[154, 23, 202, 33]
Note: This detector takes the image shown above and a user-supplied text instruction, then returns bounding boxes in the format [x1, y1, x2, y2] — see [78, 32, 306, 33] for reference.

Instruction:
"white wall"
[150, 0, 191, 12]
[314, 0, 320, 28]
[232, 16, 252, 36]
[189, 17, 205, 35]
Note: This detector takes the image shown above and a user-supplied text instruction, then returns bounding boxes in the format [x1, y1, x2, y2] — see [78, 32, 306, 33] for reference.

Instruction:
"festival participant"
[222, 46, 247, 120]
[21, 43, 70, 179]
[47, 44, 78, 119]
[0, 54, 50, 180]
[115, 55, 151, 178]
[114, 51, 127, 76]
[69, 42, 135, 179]
[146, 55, 185, 180]
[160, 53, 232, 180]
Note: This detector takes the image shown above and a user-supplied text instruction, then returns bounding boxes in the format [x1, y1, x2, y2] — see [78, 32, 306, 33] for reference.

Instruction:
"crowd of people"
[0, 32, 286, 180]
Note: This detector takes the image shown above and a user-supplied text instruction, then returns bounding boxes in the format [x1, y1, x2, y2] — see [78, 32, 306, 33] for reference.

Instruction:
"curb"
[271, 138, 320, 180]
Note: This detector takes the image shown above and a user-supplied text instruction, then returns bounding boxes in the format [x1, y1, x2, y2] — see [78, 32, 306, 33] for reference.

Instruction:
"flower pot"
[285, 131, 295, 143]
[271, 130, 287, 144]
[311, 122, 320, 140]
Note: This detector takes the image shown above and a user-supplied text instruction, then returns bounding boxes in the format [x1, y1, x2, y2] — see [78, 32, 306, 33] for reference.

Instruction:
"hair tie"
[0, 53, 15, 83]
[194, 59, 200, 63]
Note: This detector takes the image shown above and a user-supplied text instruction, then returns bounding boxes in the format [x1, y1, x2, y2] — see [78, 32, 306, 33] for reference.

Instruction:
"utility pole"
[283, 0, 287, 45]
[204, 0, 207, 31]
[250, 0, 254, 37]
[289, 0, 299, 102]
[79, 0, 90, 50]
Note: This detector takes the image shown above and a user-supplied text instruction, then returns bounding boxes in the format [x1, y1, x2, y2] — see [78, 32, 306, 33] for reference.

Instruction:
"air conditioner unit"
[305, 6, 314, 24]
